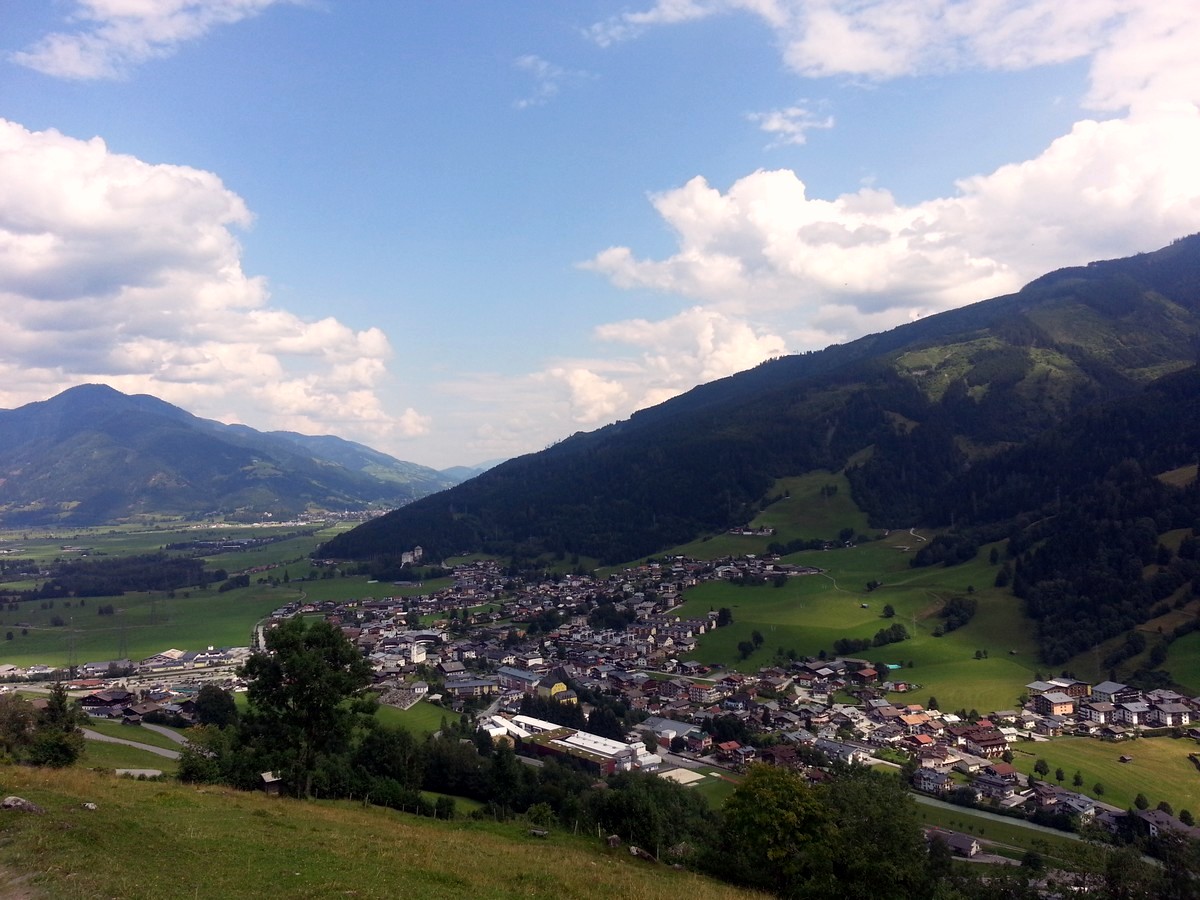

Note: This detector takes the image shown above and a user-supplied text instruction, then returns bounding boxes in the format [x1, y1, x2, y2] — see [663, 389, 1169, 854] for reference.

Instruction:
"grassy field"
[78, 738, 180, 775]
[1008, 735, 1200, 813]
[374, 700, 451, 736]
[0, 524, 368, 667]
[672, 534, 1037, 712]
[82, 718, 186, 752]
[914, 801, 1086, 867]
[0, 767, 763, 900]
[666, 470, 872, 561]
[0, 587, 287, 667]
[688, 767, 742, 808]
[1166, 630, 1200, 693]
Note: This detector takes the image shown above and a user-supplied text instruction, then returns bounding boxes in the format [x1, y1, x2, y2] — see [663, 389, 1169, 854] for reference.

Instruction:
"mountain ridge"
[320, 234, 1200, 565]
[0, 385, 459, 525]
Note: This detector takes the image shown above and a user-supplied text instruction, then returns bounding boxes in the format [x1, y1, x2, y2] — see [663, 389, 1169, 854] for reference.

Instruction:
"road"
[81, 728, 181, 760]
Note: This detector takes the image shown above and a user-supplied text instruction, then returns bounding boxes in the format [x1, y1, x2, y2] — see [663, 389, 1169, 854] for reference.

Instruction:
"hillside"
[0, 767, 759, 900]
[322, 235, 1200, 565]
[0, 385, 459, 525]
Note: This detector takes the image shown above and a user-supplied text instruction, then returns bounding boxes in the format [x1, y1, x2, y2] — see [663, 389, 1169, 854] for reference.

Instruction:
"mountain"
[321, 234, 1200, 565]
[439, 459, 506, 483]
[0, 385, 457, 525]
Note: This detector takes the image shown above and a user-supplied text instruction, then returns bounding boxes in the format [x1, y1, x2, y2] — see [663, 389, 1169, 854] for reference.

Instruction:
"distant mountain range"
[321, 234, 1200, 566]
[0, 385, 467, 526]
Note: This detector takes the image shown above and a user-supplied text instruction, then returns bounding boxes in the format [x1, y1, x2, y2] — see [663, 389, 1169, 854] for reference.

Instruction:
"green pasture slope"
[665, 472, 1039, 713]
[1008, 735, 1200, 815]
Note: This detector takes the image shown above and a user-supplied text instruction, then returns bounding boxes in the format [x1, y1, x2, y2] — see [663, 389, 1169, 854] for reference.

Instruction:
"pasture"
[1166, 630, 1200, 694]
[79, 738, 180, 775]
[0, 586, 287, 667]
[1008, 735, 1200, 814]
[375, 700, 451, 736]
[672, 532, 1037, 712]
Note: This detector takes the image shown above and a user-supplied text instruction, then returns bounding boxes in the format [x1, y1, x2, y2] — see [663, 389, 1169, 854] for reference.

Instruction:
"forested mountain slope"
[322, 235, 1200, 565]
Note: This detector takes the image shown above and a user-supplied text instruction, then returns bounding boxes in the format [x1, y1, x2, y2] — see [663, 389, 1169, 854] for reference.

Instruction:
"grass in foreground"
[0, 767, 762, 900]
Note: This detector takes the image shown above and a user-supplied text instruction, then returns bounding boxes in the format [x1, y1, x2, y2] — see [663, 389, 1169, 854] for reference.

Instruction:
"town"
[10, 550, 1200, 861]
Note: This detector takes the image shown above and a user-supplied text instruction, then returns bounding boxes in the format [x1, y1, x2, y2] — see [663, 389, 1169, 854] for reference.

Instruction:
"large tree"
[240, 617, 373, 797]
[27, 682, 85, 767]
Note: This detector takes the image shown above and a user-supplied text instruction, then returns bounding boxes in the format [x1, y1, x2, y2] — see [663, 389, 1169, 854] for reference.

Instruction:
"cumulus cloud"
[588, 2, 1200, 111]
[578, 1, 1200, 352]
[0, 118, 422, 445]
[585, 103, 1200, 347]
[11, 0, 297, 80]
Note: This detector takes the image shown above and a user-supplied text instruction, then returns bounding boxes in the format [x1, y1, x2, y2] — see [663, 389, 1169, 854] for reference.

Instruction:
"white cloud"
[585, 102, 1200, 348]
[0, 118, 422, 447]
[513, 54, 593, 110]
[588, 2, 1200, 112]
[747, 103, 833, 147]
[11, 0, 297, 80]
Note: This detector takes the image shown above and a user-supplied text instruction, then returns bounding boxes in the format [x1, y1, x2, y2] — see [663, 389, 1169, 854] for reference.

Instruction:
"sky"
[2, 1, 1199, 470]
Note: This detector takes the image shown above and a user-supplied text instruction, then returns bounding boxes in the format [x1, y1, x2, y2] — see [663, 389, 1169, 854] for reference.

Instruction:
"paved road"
[81, 728, 181, 760]
[140, 723, 189, 745]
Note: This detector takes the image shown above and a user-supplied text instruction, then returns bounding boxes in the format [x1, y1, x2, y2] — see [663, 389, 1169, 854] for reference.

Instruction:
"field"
[0, 523, 435, 667]
[913, 800, 1088, 867]
[672, 537, 1036, 712]
[375, 700, 451, 736]
[0, 767, 762, 900]
[1007, 735, 1200, 814]
[1166, 630, 1200, 693]
[0, 587, 286, 667]
[77, 738, 180, 775]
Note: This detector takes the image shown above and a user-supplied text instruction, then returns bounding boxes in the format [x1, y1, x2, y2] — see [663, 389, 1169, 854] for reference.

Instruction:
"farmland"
[1007, 736, 1200, 814]
[672, 542, 1036, 713]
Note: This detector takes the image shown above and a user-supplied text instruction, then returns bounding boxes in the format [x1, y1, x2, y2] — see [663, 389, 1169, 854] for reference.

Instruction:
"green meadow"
[913, 801, 1086, 867]
[1007, 735, 1200, 814]
[0, 586, 287, 667]
[375, 700, 451, 736]
[78, 738, 180, 776]
[1166, 630, 1200, 693]
[664, 471, 1039, 713]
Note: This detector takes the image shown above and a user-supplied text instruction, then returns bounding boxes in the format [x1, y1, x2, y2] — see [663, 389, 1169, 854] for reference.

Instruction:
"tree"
[0, 693, 33, 759]
[751, 629, 764, 648]
[716, 607, 733, 627]
[1055, 767, 1065, 783]
[1157, 800, 1174, 816]
[882, 604, 895, 618]
[927, 696, 939, 711]
[240, 617, 374, 798]
[1073, 770, 1084, 787]
[737, 640, 755, 660]
[1134, 792, 1149, 810]
[714, 765, 833, 895]
[27, 682, 85, 767]
[1094, 783, 1105, 796]
[1034, 758, 1049, 778]
[1181, 809, 1195, 826]
[194, 684, 238, 729]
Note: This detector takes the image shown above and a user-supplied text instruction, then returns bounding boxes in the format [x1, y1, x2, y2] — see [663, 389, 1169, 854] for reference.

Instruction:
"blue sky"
[2, 2, 1199, 468]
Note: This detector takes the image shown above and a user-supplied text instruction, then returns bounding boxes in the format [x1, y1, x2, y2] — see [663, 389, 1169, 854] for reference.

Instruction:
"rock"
[82, 802, 98, 810]
[1, 796, 45, 814]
